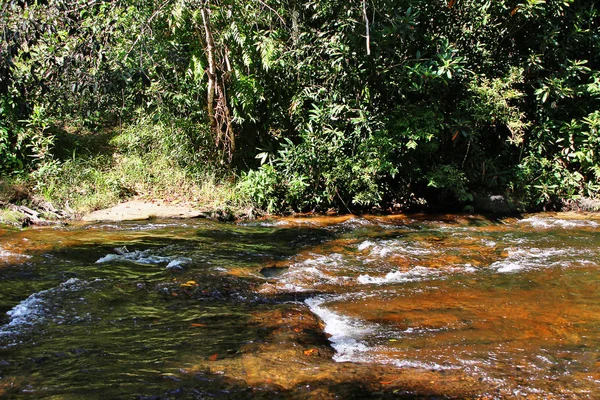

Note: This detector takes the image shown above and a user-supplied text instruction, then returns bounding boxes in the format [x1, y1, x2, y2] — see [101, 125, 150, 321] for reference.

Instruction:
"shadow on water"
[132, 374, 472, 400]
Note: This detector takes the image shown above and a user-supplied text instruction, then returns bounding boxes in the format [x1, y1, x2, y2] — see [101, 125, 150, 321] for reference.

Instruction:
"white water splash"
[0, 278, 91, 340]
[88, 222, 191, 231]
[166, 258, 192, 270]
[519, 217, 599, 229]
[305, 296, 372, 362]
[306, 295, 459, 370]
[481, 239, 497, 247]
[491, 247, 574, 273]
[357, 240, 375, 251]
[338, 217, 375, 228]
[389, 359, 455, 371]
[272, 253, 354, 291]
[96, 247, 191, 269]
[357, 239, 433, 260]
[0, 247, 31, 262]
[357, 264, 477, 285]
[357, 266, 440, 284]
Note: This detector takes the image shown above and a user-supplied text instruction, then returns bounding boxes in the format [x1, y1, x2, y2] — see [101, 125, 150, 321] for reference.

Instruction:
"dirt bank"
[81, 200, 209, 222]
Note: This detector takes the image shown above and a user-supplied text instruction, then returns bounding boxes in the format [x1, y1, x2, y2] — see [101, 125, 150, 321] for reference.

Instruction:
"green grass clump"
[0, 209, 24, 225]
[19, 119, 254, 218]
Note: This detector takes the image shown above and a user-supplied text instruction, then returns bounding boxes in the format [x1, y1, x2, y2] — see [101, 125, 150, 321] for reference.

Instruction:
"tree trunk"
[200, 6, 217, 132]
[362, 0, 370, 56]
[200, 3, 234, 162]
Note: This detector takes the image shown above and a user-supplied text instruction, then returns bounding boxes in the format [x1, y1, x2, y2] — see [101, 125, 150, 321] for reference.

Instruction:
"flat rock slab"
[82, 201, 206, 222]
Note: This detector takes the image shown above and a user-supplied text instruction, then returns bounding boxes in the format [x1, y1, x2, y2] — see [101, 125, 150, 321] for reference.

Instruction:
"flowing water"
[0, 213, 599, 399]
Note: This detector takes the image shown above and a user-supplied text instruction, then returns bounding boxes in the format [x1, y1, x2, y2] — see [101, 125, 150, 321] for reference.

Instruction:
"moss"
[0, 208, 25, 226]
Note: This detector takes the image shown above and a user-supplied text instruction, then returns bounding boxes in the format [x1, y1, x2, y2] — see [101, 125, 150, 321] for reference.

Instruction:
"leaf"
[303, 348, 319, 356]
[256, 152, 269, 165]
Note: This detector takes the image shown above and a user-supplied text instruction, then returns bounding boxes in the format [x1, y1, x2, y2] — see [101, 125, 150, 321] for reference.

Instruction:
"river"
[0, 213, 599, 398]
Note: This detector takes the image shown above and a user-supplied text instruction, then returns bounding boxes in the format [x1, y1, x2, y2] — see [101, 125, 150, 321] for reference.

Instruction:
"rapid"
[0, 213, 599, 398]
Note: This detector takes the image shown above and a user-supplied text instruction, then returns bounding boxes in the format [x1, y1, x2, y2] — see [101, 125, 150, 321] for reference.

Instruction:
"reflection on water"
[0, 213, 599, 398]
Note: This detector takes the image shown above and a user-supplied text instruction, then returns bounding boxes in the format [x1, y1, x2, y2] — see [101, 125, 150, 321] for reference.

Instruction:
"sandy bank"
[81, 200, 208, 222]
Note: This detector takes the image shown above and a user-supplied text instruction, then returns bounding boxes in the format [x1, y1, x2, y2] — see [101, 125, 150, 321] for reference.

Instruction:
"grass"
[0, 208, 24, 226]
[1, 118, 256, 220]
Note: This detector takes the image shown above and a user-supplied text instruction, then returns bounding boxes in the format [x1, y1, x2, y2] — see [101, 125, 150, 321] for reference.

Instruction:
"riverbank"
[79, 199, 257, 222]
[0, 197, 256, 227]
[81, 200, 208, 222]
[3, 116, 600, 229]
[0, 154, 255, 226]
[3, 195, 600, 229]
[2, 174, 600, 227]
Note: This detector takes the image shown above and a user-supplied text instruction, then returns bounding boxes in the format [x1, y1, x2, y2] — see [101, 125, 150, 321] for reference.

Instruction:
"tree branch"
[124, 0, 170, 61]
[256, 0, 287, 27]
[362, 0, 370, 56]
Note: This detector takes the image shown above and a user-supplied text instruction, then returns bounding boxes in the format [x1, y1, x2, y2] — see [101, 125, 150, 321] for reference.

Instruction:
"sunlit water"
[0, 214, 599, 398]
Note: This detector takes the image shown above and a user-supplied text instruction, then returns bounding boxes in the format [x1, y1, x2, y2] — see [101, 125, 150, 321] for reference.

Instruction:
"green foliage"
[109, 113, 220, 172]
[463, 68, 529, 146]
[516, 110, 600, 206]
[238, 165, 282, 213]
[426, 165, 473, 203]
[28, 121, 250, 214]
[2, 0, 599, 213]
[0, 103, 23, 174]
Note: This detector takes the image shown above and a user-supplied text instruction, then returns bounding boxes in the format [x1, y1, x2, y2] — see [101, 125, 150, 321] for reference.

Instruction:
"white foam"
[96, 247, 191, 268]
[302, 253, 344, 267]
[277, 264, 349, 292]
[271, 253, 355, 291]
[5, 291, 46, 328]
[0, 249, 12, 259]
[1, 278, 88, 337]
[390, 359, 453, 370]
[166, 257, 192, 270]
[340, 217, 374, 228]
[357, 240, 375, 251]
[0, 247, 31, 262]
[495, 261, 524, 273]
[305, 296, 372, 361]
[95, 253, 121, 263]
[462, 264, 478, 273]
[306, 295, 459, 369]
[535, 355, 556, 365]
[358, 264, 478, 285]
[357, 266, 439, 284]
[519, 217, 599, 229]
[491, 247, 571, 273]
[89, 222, 188, 231]
[361, 239, 433, 260]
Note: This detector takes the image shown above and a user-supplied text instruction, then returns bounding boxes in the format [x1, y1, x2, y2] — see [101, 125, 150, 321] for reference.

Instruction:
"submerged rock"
[181, 304, 487, 398]
[259, 266, 289, 278]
